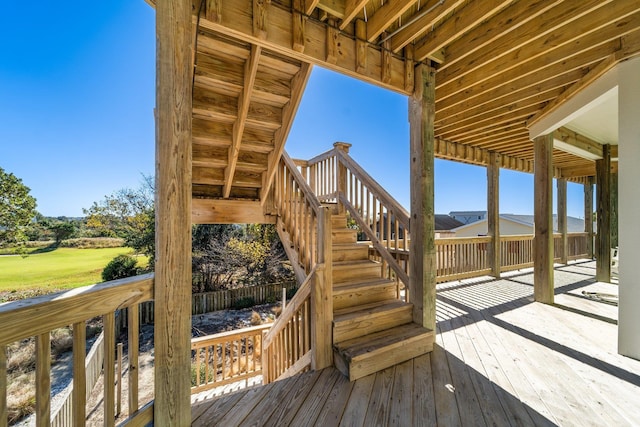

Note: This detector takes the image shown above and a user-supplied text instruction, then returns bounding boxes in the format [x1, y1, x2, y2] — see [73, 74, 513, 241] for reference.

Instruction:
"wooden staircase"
[329, 213, 434, 381]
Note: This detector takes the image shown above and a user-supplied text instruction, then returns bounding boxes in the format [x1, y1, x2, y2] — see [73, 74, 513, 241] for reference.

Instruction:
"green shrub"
[232, 296, 256, 310]
[102, 254, 138, 282]
[190, 362, 213, 387]
[59, 237, 124, 249]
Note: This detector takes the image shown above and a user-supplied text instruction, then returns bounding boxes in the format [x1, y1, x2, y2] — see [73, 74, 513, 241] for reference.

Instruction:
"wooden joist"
[192, 199, 275, 224]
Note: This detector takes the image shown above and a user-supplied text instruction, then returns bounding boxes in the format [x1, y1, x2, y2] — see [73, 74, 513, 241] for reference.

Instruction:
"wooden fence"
[115, 281, 297, 330]
[51, 332, 105, 427]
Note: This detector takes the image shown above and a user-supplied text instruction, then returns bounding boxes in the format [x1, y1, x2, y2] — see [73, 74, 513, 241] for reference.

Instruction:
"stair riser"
[332, 230, 357, 243]
[333, 306, 412, 343]
[333, 264, 381, 284]
[332, 246, 370, 262]
[333, 285, 398, 311]
[332, 216, 347, 229]
[335, 332, 434, 381]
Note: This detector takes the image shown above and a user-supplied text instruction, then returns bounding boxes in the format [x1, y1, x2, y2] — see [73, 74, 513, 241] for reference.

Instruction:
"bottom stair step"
[334, 323, 434, 381]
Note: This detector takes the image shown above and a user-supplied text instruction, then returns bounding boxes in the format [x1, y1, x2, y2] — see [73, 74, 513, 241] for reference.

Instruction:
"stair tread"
[333, 299, 409, 320]
[333, 278, 396, 292]
[334, 323, 433, 361]
[333, 259, 380, 269]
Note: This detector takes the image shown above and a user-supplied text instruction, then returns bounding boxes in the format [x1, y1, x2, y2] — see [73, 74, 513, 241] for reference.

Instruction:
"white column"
[618, 56, 640, 359]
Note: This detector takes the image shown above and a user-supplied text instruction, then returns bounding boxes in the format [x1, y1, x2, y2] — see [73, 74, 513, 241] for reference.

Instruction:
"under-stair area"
[329, 212, 434, 381]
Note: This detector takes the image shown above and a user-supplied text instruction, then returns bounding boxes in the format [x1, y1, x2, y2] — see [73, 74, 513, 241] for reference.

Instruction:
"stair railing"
[262, 152, 332, 383]
[307, 143, 411, 300]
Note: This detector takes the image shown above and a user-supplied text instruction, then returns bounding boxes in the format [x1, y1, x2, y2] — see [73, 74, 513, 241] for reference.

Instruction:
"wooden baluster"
[104, 312, 115, 427]
[117, 343, 123, 416]
[35, 332, 51, 427]
[127, 304, 139, 415]
[72, 322, 86, 426]
[0, 345, 6, 427]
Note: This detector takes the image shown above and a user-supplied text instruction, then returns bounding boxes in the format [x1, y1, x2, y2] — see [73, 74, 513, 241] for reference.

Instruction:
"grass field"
[0, 247, 148, 293]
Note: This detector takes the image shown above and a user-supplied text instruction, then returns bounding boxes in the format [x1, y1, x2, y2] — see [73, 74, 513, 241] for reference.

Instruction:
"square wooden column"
[596, 144, 611, 282]
[487, 152, 501, 277]
[533, 134, 554, 304]
[557, 178, 568, 265]
[409, 64, 436, 331]
[155, 0, 193, 424]
[584, 177, 594, 259]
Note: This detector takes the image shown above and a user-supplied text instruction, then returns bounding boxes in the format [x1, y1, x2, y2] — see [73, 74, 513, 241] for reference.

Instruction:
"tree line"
[0, 168, 294, 291]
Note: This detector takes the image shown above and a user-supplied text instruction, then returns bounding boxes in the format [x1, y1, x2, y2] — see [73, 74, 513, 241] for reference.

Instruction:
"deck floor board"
[191, 261, 640, 426]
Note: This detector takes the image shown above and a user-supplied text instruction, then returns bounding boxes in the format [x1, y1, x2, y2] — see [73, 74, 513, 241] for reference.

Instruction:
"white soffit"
[529, 65, 619, 140]
[564, 90, 618, 145]
[552, 138, 602, 160]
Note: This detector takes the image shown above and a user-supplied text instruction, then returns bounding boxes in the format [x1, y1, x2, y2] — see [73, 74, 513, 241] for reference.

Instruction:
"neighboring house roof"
[452, 214, 585, 233]
[435, 214, 464, 231]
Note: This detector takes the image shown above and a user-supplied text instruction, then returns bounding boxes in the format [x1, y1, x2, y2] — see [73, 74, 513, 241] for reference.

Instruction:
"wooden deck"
[191, 260, 640, 426]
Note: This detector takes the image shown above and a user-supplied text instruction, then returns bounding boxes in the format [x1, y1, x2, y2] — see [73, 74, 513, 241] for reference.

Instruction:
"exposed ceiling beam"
[316, 0, 345, 19]
[197, 0, 410, 95]
[437, 2, 640, 99]
[261, 62, 313, 203]
[528, 29, 640, 130]
[553, 127, 603, 160]
[561, 162, 618, 179]
[435, 0, 564, 71]
[337, 0, 368, 30]
[437, 38, 617, 112]
[193, 199, 275, 224]
[366, 0, 416, 42]
[389, 0, 465, 54]
[413, 0, 512, 63]
[223, 44, 261, 198]
[304, 0, 321, 15]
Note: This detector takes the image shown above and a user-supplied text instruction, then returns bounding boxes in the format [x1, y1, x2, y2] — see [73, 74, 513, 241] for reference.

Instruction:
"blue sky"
[1, 2, 587, 219]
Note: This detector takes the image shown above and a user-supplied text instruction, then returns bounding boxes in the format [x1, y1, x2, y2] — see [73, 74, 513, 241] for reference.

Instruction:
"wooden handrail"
[263, 268, 314, 349]
[334, 149, 410, 228]
[282, 152, 320, 217]
[0, 274, 153, 346]
[0, 274, 154, 426]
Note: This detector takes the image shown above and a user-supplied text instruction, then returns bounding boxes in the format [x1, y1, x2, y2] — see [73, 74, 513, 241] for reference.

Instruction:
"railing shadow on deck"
[435, 263, 640, 389]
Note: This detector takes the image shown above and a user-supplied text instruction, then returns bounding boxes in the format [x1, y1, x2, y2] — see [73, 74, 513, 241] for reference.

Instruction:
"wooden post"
[117, 343, 123, 416]
[104, 312, 115, 427]
[596, 144, 611, 282]
[533, 133, 554, 304]
[610, 171, 618, 249]
[584, 177, 594, 259]
[311, 206, 333, 370]
[155, 0, 193, 424]
[487, 151, 500, 277]
[334, 142, 351, 214]
[409, 64, 437, 331]
[557, 178, 568, 265]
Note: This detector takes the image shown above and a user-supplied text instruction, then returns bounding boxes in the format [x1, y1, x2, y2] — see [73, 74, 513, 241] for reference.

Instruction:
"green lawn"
[0, 247, 148, 292]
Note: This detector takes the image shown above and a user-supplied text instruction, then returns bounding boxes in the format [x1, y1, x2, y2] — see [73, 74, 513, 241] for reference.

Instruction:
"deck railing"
[435, 236, 492, 282]
[266, 153, 333, 383]
[307, 144, 411, 299]
[500, 235, 535, 272]
[0, 274, 155, 427]
[191, 323, 272, 395]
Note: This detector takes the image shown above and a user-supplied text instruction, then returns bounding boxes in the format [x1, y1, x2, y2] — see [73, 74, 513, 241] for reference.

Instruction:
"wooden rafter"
[390, 0, 465, 53]
[366, 0, 416, 42]
[438, 3, 640, 98]
[260, 62, 313, 203]
[528, 29, 640, 129]
[223, 44, 262, 198]
[413, 0, 512, 63]
[339, 0, 369, 30]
